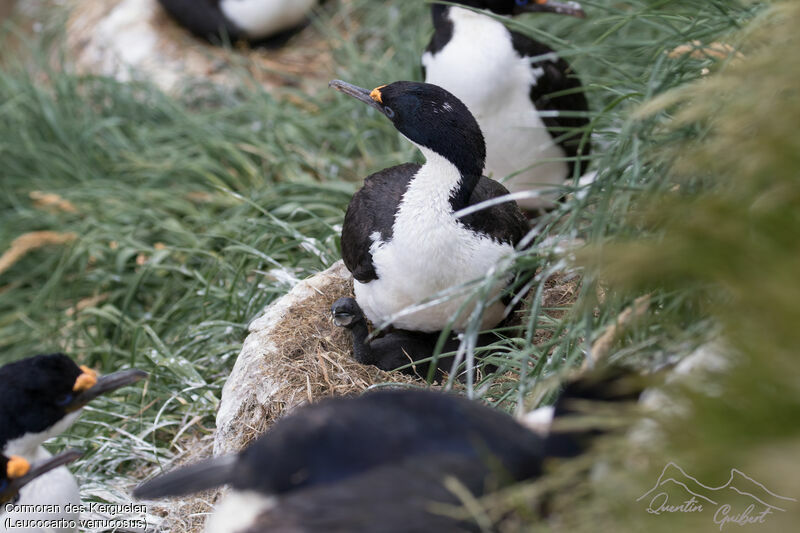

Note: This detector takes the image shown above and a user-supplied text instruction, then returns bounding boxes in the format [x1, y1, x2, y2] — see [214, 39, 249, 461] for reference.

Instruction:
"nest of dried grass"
[135, 262, 583, 533]
[214, 261, 422, 457]
[64, 0, 335, 92]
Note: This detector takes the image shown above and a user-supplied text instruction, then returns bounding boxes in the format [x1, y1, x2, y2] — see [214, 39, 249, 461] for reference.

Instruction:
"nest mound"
[65, 0, 333, 92]
[214, 261, 420, 455]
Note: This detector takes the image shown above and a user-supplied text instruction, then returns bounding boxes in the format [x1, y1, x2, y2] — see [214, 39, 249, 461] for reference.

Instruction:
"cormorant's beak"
[329, 80, 389, 116]
[332, 309, 355, 327]
[516, 0, 586, 18]
[66, 368, 147, 412]
[3, 450, 83, 504]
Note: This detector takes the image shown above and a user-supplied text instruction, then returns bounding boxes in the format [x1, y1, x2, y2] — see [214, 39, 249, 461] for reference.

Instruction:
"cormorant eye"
[56, 394, 74, 407]
[0, 480, 8, 492]
[384, 107, 395, 118]
[516, 0, 530, 5]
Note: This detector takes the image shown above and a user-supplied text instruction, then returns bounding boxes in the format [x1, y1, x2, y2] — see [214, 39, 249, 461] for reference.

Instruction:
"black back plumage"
[244, 454, 488, 533]
[135, 389, 544, 500]
[232, 389, 543, 494]
[509, 32, 591, 178]
[459, 177, 529, 246]
[341, 163, 420, 283]
[157, 0, 243, 42]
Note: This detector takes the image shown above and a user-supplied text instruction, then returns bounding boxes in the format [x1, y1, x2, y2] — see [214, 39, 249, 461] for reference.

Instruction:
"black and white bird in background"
[329, 80, 528, 334]
[423, 0, 591, 213]
[0, 450, 83, 507]
[0, 354, 146, 533]
[157, 0, 318, 44]
[135, 372, 644, 533]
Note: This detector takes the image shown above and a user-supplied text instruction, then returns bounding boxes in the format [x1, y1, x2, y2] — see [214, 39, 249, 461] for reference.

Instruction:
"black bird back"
[232, 389, 543, 494]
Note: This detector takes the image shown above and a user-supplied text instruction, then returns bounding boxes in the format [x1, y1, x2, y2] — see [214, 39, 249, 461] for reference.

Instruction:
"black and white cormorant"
[423, 0, 591, 212]
[1, 450, 83, 507]
[135, 374, 643, 532]
[157, 0, 317, 44]
[329, 79, 528, 334]
[0, 354, 146, 533]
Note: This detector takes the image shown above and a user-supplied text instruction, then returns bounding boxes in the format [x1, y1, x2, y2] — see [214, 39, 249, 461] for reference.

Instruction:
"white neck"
[398, 145, 464, 220]
[3, 412, 81, 460]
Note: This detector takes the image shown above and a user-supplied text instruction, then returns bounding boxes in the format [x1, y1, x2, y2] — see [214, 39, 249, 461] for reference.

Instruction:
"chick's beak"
[329, 80, 388, 115]
[3, 450, 83, 503]
[65, 368, 148, 412]
[517, 0, 586, 18]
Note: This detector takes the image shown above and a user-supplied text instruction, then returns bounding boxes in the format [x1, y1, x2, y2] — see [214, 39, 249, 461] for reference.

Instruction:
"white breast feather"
[220, 0, 316, 39]
[423, 7, 569, 209]
[3, 412, 82, 459]
[355, 147, 513, 332]
[206, 491, 276, 533]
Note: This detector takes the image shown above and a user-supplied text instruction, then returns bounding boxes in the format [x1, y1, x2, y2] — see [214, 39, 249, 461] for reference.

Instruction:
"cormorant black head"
[443, 0, 585, 17]
[331, 297, 365, 328]
[329, 80, 486, 178]
[0, 450, 82, 505]
[0, 354, 147, 451]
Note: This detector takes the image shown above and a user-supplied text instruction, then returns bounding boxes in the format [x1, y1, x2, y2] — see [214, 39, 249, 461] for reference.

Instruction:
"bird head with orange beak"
[0, 354, 146, 458]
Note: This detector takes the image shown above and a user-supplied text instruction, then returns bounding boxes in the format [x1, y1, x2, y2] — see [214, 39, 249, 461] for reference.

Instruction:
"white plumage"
[205, 491, 276, 533]
[355, 146, 513, 332]
[423, 7, 569, 210]
[1, 413, 82, 533]
[220, 0, 317, 39]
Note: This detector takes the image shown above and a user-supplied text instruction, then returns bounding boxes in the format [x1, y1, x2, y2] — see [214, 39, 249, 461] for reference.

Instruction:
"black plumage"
[157, 0, 242, 42]
[135, 368, 647, 532]
[424, 1, 591, 204]
[335, 81, 527, 287]
[331, 297, 499, 382]
[0, 354, 146, 449]
[135, 389, 544, 499]
[243, 454, 489, 533]
[509, 32, 591, 178]
[341, 163, 420, 283]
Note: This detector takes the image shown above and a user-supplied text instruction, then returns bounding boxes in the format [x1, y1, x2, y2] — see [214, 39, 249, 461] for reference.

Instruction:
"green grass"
[0, 0, 777, 529]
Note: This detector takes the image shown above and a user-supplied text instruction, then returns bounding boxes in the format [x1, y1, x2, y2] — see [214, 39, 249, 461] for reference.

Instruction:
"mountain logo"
[637, 462, 795, 530]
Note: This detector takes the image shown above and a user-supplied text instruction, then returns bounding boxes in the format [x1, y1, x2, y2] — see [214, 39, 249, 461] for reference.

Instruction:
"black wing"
[458, 177, 528, 247]
[510, 32, 591, 177]
[341, 163, 421, 283]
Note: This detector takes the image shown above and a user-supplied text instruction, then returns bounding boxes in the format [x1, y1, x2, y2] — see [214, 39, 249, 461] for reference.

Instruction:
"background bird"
[0, 450, 82, 507]
[423, 0, 590, 213]
[330, 79, 528, 334]
[157, 0, 318, 45]
[0, 354, 146, 533]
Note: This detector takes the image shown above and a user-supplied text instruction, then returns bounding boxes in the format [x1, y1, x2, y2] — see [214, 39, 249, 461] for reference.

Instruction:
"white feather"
[423, 7, 569, 210]
[206, 491, 275, 533]
[355, 147, 513, 333]
[3, 412, 81, 459]
[220, 0, 317, 39]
